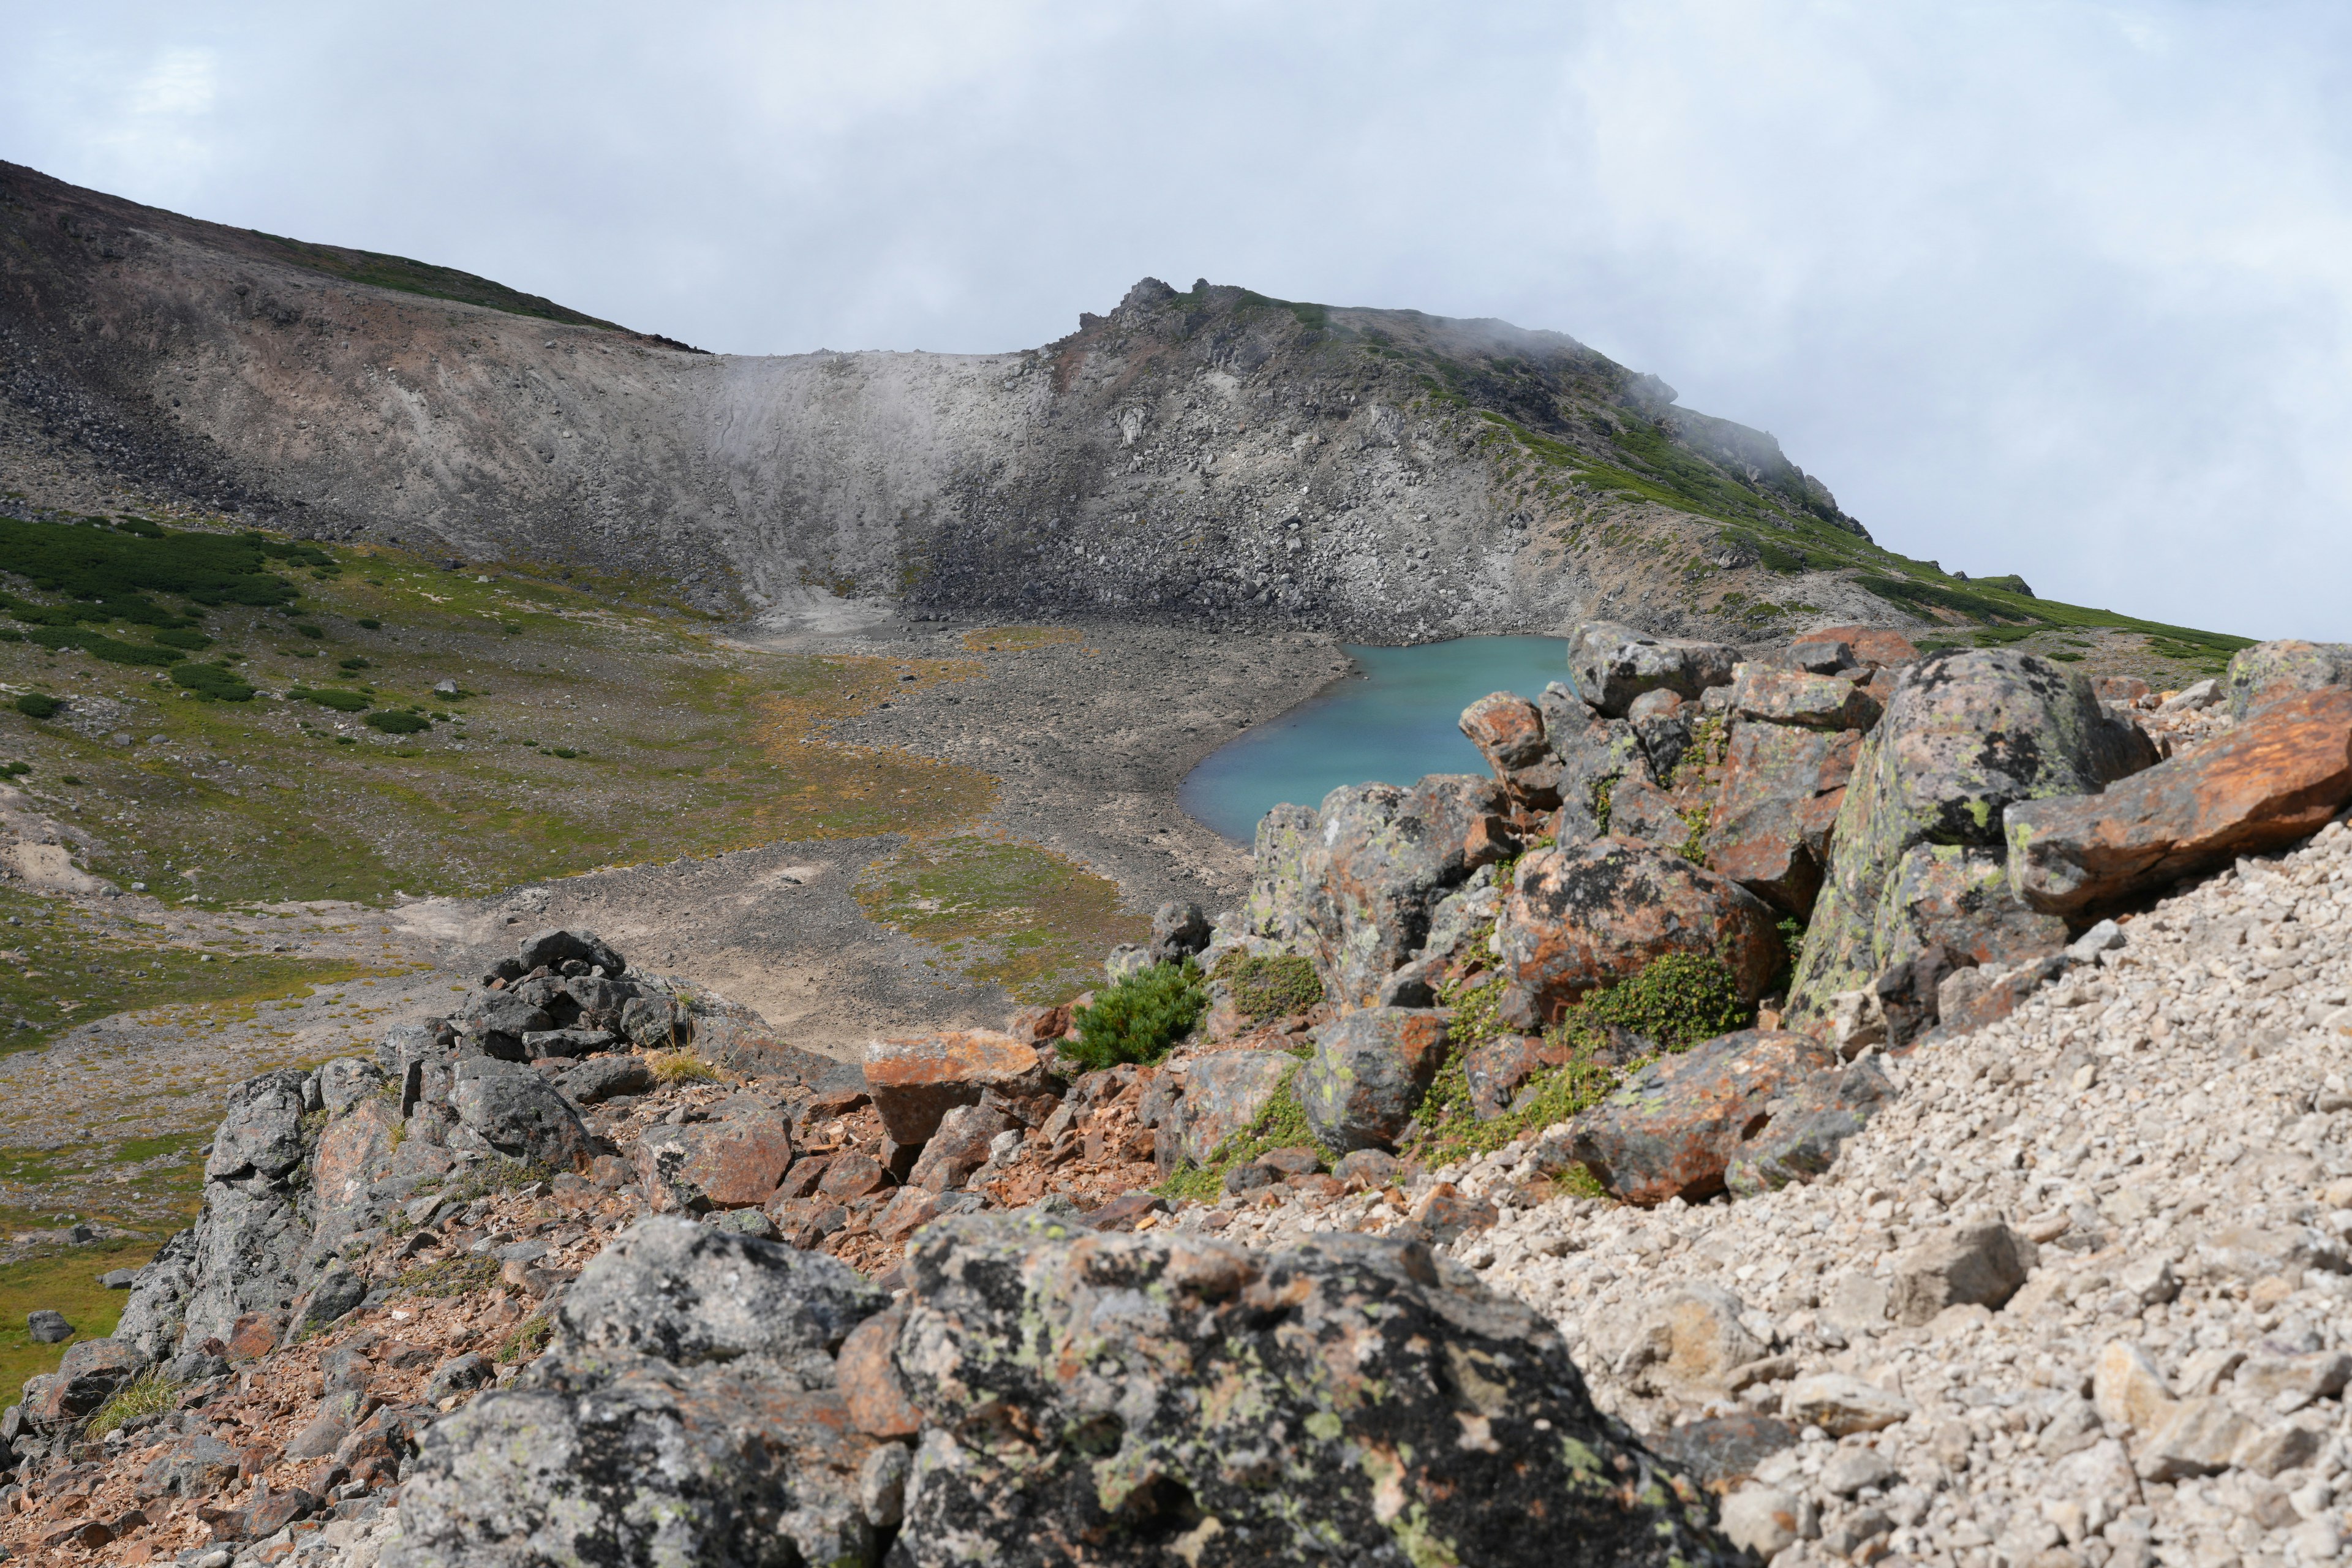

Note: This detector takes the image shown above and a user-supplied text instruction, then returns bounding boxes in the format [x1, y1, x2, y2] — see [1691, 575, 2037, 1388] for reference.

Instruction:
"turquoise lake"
[1180, 636, 1571, 843]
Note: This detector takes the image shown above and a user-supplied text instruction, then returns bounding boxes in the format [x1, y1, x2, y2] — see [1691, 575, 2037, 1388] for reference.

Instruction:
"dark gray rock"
[461, 994, 555, 1060]
[111, 1226, 198, 1363]
[448, 1056, 592, 1168]
[554, 1054, 656, 1105]
[298, 1265, 367, 1330]
[425, 1352, 492, 1403]
[518, 927, 627, 977]
[1297, 1007, 1452, 1152]
[1540, 686, 1651, 843]
[618, 994, 684, 1050]
[26, 1310, 70, 1343]
[518, 1028, 616, 1059]
[888, 1214, 1736, 1567]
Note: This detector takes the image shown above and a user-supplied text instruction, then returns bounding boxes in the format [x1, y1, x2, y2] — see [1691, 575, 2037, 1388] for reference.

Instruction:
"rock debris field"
[1227, 818, 2352, 1567]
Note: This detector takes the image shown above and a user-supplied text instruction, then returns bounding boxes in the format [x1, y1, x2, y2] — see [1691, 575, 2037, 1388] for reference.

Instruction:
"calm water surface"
[1180, 636, 1569, 843]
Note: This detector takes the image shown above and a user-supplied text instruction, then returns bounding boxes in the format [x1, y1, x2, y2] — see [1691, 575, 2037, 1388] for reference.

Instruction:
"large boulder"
[1493, 840, 1784, 1030]
[2225, 638, 2352, 719]
[1299, 774, 1506, 1008]
[1297, 1008, 1452, 1152]
[1702, 722, 1861, 917]
[2007, 687, 2352, 913]
[864, 1031, 1050, 1146]
[1789, 649, 2156, 1019]
[1568, 620, 1740, 717]
[388, 1218, 888, 1568]
[175, 1070, 317, 1351]
[1538, 1030, 1864, 1205]
[888, 1215, 1736, 1567]
[448, 1056, 593, 1169]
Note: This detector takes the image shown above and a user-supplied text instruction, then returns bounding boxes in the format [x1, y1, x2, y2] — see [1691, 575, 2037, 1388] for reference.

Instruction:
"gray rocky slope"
[1, 159, 1891, 642]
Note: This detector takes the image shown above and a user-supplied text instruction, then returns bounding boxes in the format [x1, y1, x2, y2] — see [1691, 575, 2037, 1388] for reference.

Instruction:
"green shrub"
[296, 623, 325, 639]
[25, 626, 183, 666]
[549, 745, 579, 758]
[294, 687, 370, 713]
[1061, 959, 1206, 1071]
[151, 627, 213, 650]
[338, 656, 371, 671]
[496, 1314, 554, 1364]
[356, 617, 382, 629]
[365, 709, 429, 734]
[1210, 952, 1323, 1021]
[14, 693, 58, 719]
[59, 774, 83, 785]
[173, 663, 257, 701]
[1, 761, 26, 776]
[0, 515, 299, 621]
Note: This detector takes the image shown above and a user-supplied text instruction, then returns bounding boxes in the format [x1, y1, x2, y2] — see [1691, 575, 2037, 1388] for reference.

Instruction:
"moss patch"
[1210, 952, 1323, 1021]
[853, 835, 1147, 1003]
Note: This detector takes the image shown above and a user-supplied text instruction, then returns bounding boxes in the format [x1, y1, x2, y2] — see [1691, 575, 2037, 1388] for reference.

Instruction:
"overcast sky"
[6, 1, 2350, 640]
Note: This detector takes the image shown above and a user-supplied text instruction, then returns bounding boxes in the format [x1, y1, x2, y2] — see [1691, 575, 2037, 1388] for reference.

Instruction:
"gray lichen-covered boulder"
[178, 1069, 317, 1350]
[388, 1218, 889, 1568]
[887, 1213, 1737, 1567]
[1789, 649, 2156, 1020]
[447, 1055, 592, 1169]
[1297, 1007, 1452, 1152]
[1542, 685, 1652, 843]
[1300, 774, 1507, 1008]
[2225, 638, 2352, 719]
[1234, 801, 1319, 947]
[1568, 620, 1739, 717]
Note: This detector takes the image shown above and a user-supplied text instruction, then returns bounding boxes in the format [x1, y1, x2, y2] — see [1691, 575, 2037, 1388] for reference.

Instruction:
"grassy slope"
[0, 521, 1146, 1384]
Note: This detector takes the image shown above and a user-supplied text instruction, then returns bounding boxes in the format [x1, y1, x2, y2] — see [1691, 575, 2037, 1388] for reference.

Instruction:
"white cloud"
[1, 0, 2347, 637]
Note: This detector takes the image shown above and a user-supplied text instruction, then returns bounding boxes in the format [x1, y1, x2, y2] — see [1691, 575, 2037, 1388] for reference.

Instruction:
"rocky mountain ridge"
[1, 159, 2190, 657]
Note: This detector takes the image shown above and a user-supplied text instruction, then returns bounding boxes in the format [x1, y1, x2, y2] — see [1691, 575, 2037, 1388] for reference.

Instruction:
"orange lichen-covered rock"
[1493, 840, 1784, 1029]
[2007, 687, 2352, 913]
[862, 1031, 1049, 1145]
